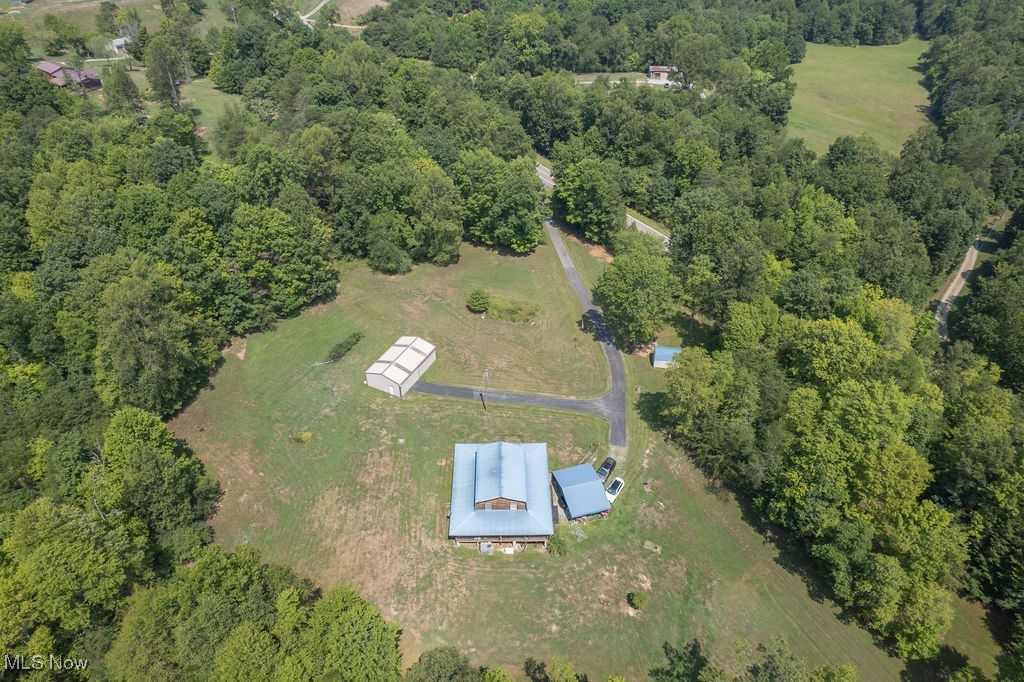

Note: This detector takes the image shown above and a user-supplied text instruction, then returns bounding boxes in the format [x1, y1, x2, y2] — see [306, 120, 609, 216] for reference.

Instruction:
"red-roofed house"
[34, 61, 100, 88]
[647, 65, 678, 82]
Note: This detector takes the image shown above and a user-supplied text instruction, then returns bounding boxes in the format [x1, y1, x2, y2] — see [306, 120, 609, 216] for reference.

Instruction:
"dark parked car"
[596, 457, 616, 481]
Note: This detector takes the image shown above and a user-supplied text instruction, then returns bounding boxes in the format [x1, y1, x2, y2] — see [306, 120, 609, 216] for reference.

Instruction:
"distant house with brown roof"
[647, 65, 678, 82]
[34, 61, 100, 88]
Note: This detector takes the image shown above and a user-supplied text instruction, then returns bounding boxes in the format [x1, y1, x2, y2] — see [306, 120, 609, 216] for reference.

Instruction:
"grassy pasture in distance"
[573, 71, 647, 84]
[95, 67, 240, 135]
[173, 234, 999, 679]
[2, 0, 162, 58]
[4, 0, 233, 59]
[306, 0, 388, 24]
[177, 77, 242, 130]
[787, 38, 931, 155]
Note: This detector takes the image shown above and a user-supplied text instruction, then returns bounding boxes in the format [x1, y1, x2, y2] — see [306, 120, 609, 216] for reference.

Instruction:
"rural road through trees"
[299, 0, 332, 26]
[932, 212, 1011, 340]
[536, 162, 671, 249]
[934, 235, 982, 340]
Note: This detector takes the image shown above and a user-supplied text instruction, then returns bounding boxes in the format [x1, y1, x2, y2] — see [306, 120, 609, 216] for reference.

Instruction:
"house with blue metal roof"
[552, 464, 611, 519]
[448, 442, 554, 547]
[652, 345, 682, 369]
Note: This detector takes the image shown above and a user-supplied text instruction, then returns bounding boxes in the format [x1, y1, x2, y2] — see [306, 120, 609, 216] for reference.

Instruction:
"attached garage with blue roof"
[448, 441, 554, 547]
[552, 464, 611, 519]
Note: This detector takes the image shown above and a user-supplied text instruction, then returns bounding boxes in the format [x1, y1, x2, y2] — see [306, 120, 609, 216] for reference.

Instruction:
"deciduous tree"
[595, 250, 679, 348]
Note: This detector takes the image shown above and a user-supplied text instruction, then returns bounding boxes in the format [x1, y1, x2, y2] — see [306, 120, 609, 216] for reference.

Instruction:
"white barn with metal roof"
[364, 336, 436, 397]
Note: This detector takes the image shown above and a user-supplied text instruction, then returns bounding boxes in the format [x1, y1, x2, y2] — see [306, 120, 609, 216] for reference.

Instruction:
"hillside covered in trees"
[0, 0, 1023, 677]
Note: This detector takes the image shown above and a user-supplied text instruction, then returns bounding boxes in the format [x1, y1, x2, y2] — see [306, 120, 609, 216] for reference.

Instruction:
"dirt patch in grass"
[589, 244, 613, 263]
[332, 0, 388, 23]
[564, 232, 613, 264]
[211, 449, 277, 542]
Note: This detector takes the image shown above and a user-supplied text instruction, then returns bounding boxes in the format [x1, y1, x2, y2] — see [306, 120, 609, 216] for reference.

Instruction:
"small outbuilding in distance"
[364, 336, 436, 397]
[552, 463, 611, 520]
[651, 345, 682, 369]
[647, 65, 678, 82]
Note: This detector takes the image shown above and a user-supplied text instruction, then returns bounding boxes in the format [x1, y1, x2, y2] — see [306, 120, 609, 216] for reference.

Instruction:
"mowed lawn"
[172, 233, 999, 679]
[3, 0, 162, 57]
[787, 38, 931, 155]
[306, 0, 389, 24]
[6, 0, 233, 59]
[178, 77, 242, 131]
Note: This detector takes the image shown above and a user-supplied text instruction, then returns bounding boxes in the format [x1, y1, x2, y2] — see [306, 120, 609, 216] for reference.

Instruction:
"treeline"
[361, 0, 923, 82]
[920, 0, 1024, 663]
[926, 0, 1024, 387]
[200, 12, 548, 270]
[0, 17, 405, 677]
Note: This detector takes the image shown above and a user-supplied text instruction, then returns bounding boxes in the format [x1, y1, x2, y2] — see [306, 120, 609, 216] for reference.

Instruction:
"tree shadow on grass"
[636, 391, 669, 432]
[724, 481, 836, 607]
[524, 657, 590, 682]
[985, 604, 1016, 647]
[669, 310, 718, 349]
[649, 639, 711, 681]
[633, 384, 836, 608]
[901, 645, 984, 681]
[465, 237, 535, 258]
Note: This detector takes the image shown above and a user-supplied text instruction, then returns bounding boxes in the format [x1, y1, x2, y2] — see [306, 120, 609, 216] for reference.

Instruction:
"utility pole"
[480, 369, 489, 412]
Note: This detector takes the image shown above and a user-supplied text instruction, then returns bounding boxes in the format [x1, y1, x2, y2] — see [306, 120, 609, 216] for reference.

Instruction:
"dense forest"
[0, 0, 1022, 677]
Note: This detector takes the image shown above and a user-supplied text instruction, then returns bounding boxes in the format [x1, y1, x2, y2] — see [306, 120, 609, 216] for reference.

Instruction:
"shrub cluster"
[465, 290, 538, 323]
[325, 331, 364, 362]
[466, 289, 491, 313]
[627, 590, 649, 610]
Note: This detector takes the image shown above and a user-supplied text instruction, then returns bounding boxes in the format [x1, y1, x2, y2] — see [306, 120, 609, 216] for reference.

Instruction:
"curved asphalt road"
[413, 221, 628, 447]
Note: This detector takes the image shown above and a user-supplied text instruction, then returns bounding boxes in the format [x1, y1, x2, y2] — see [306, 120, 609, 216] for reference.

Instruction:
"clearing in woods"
[3, 0, 233, 59]
[173, 235, 1002, 678]
[787, 38, 932, 155]
[303, 0, 388, 25]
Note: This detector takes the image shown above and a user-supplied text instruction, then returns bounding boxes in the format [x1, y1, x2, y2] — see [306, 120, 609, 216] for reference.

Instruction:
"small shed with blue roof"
[552, 464, 611, 519]
[652, 345, 682, 369]
[448, 441, 554, 547]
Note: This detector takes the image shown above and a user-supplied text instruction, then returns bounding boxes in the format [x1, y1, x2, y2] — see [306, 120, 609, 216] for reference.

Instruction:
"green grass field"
[3, 0, 162, 58]
[306, 0, 387, 24]
[5, 0, 233, 60]
[102, 68, 240, 139]
[172, 234, 1002, 678]
[573, 71, 647, 84]
[787, 38, 932, 155]
[177, 77, 241, 130]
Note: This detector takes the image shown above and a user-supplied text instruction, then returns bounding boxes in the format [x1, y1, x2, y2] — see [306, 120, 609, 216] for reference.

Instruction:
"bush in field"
[325, 332, 364, 362]
[627, 590, 649, 610]
[487, 297, 539, 323]
[547, 528, 569, 556]
[466, 289, 491, 313]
